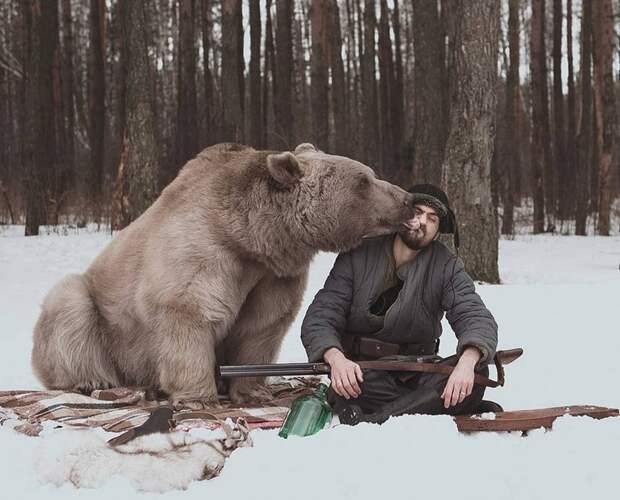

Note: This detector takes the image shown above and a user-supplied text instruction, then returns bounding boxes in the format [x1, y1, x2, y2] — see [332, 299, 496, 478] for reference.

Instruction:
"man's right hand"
[323, 347, 364, 399]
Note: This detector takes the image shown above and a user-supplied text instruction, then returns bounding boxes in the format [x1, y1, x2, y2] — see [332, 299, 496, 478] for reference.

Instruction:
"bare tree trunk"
[345, 0, 361, 157]
[60, 0, 75, 194]
[51, 1, 65, 223]
[249, 0, 261, 148]
[311, 0, 329, 150]
[113, 0, 126, 156]
[501, 0, 520, 235]
[529, 0, 550, 233]
[236, 0, 244, 117]
[175, 0, 198, 170]
[442, 0, 499, 283]
[592, 0, 616, 236]
[87, 0, 106, 204]
[23, 0, 39, 235]
[392, 0, 404, 175]
[328, 0, 347, 156]
[361, 0, 379, 169]
[24, 0, 60, 235]
[111, 0, 160, 230]
[378, 0, 394, 173]
[221, 0, 244, 142]
[412, 0, 445, 186]
[201, 0, 214, 144]
[440, 0, 452, 128]
[552, 0, 566, 222]
[293, 6, 309, 145]
[356, 0, 366, 159]
[575, 0, 593, 236]
[263, 0, 275, 148]
[275, 0, 293, 148]
[565, 0, 576, 221]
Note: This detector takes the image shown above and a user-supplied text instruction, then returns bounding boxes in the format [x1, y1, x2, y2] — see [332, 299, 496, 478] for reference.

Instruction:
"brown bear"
[31, 143, 415, 406]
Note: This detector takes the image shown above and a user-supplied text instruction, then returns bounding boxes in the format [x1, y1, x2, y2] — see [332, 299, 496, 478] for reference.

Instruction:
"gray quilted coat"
[301, 236, 498, 365]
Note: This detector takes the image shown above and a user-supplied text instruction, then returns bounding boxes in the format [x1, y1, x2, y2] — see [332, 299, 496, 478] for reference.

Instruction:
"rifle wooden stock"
[218, 349, 523, 388]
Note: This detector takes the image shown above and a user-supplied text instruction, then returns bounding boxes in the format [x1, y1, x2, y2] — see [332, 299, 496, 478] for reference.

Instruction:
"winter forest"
[2, 2, 620, 494]
[1, 1, 619, 267]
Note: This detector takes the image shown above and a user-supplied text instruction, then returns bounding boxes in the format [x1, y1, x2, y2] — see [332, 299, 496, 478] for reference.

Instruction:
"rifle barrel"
[218, 362, 331, 378]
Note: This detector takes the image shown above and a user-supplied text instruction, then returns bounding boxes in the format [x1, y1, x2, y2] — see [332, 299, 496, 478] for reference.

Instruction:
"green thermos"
[278, 383, 332, 438]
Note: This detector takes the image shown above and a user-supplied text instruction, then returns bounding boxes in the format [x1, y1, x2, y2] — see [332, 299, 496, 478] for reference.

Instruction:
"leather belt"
[341, 335, 439, 360]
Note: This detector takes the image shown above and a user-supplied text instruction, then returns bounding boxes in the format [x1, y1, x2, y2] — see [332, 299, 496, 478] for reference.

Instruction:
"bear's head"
[264, 143, 415, 254]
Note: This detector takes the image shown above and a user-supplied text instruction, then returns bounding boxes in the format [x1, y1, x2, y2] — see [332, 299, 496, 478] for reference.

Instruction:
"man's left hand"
[441, 347, 482, 409]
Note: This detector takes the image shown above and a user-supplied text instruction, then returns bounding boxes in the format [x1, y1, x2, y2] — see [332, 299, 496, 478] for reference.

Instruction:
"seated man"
[301, 184, 499, 424]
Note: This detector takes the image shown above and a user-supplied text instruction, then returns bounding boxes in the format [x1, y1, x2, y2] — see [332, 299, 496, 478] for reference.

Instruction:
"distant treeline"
[0, 0, 618, 239]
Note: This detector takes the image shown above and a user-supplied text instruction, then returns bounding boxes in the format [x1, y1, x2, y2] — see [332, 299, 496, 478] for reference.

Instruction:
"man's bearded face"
[398, 204, 441, 250]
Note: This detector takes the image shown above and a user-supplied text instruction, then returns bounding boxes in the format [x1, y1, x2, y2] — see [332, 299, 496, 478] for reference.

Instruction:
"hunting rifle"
[218, 348, 524, 388]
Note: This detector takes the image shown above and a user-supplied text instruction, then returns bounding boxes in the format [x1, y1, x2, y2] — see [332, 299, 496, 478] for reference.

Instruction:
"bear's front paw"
[171, 395, 221, 411]
[229, 383, 273, 406]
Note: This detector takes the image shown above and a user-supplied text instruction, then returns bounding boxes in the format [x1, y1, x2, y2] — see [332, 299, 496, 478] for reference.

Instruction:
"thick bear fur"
[31, 143, 414, 406]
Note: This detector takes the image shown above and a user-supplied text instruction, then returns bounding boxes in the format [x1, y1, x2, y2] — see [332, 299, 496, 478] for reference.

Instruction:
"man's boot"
[475, 400, 503, 413]
[339, 386, 445, 425]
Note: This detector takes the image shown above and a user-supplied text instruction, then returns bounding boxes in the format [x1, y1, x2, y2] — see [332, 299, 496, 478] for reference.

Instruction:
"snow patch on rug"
[34, 421, 252, 492]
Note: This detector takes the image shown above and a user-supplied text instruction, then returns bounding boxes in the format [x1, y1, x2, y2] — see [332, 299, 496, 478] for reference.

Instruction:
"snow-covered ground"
[1, 224, 619, 498]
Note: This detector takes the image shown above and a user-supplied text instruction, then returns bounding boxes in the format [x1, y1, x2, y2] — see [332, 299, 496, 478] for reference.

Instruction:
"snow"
[1, 223, 619, 498]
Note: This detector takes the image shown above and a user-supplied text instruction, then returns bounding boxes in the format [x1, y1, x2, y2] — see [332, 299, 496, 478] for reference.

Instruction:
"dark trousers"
[327, 355, 488, 418]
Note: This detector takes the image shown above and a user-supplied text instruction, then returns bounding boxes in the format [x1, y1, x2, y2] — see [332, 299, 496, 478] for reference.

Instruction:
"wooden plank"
[455, 405, 620, 433]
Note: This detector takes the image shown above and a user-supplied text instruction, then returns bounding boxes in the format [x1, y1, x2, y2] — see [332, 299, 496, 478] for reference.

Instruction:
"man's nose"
[416, 212, 428, 225]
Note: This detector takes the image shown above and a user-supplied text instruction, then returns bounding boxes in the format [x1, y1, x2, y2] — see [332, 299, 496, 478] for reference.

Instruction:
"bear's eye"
[357, 175, 370, 189]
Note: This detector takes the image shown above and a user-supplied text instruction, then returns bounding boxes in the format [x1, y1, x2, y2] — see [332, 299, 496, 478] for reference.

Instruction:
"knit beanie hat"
[407, 183, 460, 249]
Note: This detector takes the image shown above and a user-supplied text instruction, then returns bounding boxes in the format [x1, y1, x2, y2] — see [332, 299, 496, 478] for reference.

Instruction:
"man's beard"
[398, 227, 427, 250]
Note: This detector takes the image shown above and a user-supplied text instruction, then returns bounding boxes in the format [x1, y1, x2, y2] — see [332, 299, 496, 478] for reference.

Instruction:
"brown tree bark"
[529, 0, 551, 233]
[565, 0, 577, 220]
[175, 0, 198, 170]
[60, 0, 75, 194]
[249, 0, 261, 148]
[263, 0, 276, 148]
[412, 0, 446, 186]
[592, 0, 616, 236]
[378, 0, 394, 172]
[111, 0, 160, 230]
[356, 0, 365, 156]
[501, 0, 521, 235]
[112, 0, 126, 155]
[328, 0, 347, 156]
[391, 0, 404, 175]
[440, 0, 452, 125]
[575, 0, 593, 236]
[275, 0, 293, 148]
[293, 8, 309, 145]
[24, 0, 60, 235]
[50, 0, 65, 223]
[442, 0, 499, 283]
[311, 0, 329, 150]
[552, 0, 566, 222]
[201, 0, 214, 145]
[361, 0, 379, 169]
[345, 0, 361, 156]
[221, 0, 244, 142]
[87, 0, 106, 203]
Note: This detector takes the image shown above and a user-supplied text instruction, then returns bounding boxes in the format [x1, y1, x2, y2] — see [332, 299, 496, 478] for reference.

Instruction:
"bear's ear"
[267, 152, 304, 189]
[294, 143, 317, 155]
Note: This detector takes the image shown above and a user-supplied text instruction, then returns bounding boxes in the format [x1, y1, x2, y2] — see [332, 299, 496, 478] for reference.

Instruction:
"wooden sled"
[454, 405, 619, 433]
